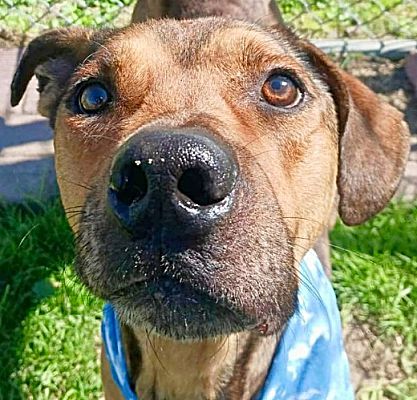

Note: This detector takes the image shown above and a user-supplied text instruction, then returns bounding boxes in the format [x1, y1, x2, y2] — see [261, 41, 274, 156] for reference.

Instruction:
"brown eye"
[261, 74, 302, 108]
[77, 82, 110, 114]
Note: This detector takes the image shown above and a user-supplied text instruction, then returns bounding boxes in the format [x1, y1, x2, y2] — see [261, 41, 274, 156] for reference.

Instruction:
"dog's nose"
[108, 128, 238, 240]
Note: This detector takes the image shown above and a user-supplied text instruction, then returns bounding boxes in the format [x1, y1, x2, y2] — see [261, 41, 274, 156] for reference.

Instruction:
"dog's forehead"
[102, 18, 302, 71]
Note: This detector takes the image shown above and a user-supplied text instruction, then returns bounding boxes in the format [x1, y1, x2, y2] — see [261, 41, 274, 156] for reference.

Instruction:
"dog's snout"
[108, 128, 238, 238]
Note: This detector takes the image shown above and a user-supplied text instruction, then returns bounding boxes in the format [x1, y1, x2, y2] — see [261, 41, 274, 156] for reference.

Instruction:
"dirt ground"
[340, 57, 417, 398]
[344, 56, 417, 201]
[344, 319, 416, 398]
[345, 56, 417, 136]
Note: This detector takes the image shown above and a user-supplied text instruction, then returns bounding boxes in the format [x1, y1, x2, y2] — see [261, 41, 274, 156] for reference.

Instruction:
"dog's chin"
[107, 277, 258, 340]
[75, 240, 297, 340]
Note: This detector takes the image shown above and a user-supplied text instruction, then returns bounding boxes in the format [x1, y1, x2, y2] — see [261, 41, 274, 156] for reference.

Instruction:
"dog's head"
[11, 20, 409, 339]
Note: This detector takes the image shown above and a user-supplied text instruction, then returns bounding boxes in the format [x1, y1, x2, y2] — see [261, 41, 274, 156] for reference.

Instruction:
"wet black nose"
[108, 128, 238, 240]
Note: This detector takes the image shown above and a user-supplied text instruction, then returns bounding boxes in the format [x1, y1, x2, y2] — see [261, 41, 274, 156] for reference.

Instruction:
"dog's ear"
[300, 41, 410, 225]
[11, 28, 110, 121]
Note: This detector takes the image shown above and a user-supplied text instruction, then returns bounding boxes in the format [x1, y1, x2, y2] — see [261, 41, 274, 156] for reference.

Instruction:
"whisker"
[60, 177, 94, 192]
[220, 334, 231, 367]
[88, 134, 119, 143]
[65, 209, 85, 215]
[289, 234, 379, 266]
[66, 213, 85, 222]
[285, 244, 326, 310]
[239, 149, 283, 163]
[235, 332, 240, 365]
[145, 328, 169, 374]
[282, 215, 327, 228]
[204, 335, 229, 361]
[328, 243, 378, 267]
[64, 205, 84, 212]
[65, 205, 83, 210]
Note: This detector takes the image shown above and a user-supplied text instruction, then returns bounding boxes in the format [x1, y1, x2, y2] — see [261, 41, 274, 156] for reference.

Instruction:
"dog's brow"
[152, 20, 219, 66]
[209, 26, 295, 61]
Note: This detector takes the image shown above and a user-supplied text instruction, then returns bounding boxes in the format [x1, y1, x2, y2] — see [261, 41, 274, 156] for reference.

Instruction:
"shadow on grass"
[0, 197, 73, 399]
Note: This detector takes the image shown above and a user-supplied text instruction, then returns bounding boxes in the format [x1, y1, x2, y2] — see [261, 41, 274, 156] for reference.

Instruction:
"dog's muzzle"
[77, 125, 296, 339]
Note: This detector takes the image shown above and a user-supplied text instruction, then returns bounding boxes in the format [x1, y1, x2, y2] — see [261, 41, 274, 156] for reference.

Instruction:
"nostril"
[177, 168, 225, 206]
[112, 162, 148, 206]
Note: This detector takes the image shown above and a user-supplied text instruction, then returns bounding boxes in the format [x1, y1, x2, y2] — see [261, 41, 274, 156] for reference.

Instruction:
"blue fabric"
[102, 304, 137, 400]
[102, 249, 354, 400]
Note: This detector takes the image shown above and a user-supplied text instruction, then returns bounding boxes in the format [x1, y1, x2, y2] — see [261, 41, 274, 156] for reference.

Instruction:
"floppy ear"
[11, 28, 110, 122]
[300, 41, 410, 225]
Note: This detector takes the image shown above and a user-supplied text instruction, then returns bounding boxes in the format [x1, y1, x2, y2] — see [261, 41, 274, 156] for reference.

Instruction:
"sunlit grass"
[0, 199, 415, 398]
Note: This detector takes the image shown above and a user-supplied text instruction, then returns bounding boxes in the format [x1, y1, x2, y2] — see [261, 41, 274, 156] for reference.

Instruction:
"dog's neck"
[123, 327, 277, 400]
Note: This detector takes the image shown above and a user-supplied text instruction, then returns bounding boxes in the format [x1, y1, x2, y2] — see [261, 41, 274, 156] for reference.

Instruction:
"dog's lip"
[109, 276, 261, 335]
[109, 276, 211, 302]
[108, 277, 149, 297]
[108, 276, 248, 320]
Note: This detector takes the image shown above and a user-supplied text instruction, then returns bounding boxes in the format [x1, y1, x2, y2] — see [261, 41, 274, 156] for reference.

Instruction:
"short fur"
[11, 1, 410, 399]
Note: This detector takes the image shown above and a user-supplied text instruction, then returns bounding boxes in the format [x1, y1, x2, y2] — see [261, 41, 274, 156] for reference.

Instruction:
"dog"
[10, 0, 410, 398]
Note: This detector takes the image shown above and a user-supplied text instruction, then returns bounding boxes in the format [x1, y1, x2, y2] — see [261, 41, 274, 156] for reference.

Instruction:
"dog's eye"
[261, 74, 302, 108]
[77, 82, 110, 114]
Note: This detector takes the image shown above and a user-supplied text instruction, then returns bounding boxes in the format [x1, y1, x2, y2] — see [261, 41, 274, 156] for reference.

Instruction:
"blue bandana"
[102, 249, 354, 400]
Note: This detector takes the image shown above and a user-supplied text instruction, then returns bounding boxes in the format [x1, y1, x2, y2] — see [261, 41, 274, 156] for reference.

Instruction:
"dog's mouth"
[108, 275, 257, 339]
[75, 235, 266, 339]
[75, 228, 297, 339]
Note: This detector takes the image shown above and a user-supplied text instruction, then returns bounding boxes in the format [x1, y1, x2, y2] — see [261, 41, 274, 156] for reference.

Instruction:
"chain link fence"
[1, 0, 416, 136]
[0, 0, 417, 45]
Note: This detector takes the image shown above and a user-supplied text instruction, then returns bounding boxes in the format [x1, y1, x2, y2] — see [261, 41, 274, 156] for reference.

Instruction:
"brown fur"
[11, 2, 409, 399]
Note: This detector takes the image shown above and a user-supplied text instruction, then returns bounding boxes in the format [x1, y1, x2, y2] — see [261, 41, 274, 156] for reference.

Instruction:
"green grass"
[0, 198, 416, 399]
[332, 202, 417, 345]
[0, 200, 102, 400]
[331, 201, 417, 399]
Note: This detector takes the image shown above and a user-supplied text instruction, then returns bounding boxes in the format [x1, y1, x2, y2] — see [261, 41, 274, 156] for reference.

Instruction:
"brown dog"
[11, 0, 409, 398]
